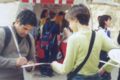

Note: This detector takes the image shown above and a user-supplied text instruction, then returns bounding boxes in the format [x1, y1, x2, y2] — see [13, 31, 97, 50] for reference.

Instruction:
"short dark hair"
[49, 11, 56, 19]
[40, 9, 48, 18]
[16, 9, 37, 27]
[65, 4, 90, 25]
[58, 11, 65, 16]
[98, 15, 111, 28]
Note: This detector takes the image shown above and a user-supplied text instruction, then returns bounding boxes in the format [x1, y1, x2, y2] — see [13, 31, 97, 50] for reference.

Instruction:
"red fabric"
[33, 0, 36, 3]
[21, 0, 28, 2]
[21, 0, 73, 5]
[36, 41, 45, 59]
[60, 42, 67, 57]
[58, 42, 67, 63]
[41, 0, 54, 4]
[59, 0, 63, 4]
[59, 0, 73, 4]
[35, 39, 67, 62]
[67, 0, 74, 4]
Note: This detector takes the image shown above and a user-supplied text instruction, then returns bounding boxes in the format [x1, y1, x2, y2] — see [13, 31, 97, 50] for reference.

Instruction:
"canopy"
[0, 0, 17, 3]
[21, 0, 74, 5]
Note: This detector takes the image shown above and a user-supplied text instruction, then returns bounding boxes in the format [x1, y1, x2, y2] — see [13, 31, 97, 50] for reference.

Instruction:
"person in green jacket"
[51, 4, 117, 80]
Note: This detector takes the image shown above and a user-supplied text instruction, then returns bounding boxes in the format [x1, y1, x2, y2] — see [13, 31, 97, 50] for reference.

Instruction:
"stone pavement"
[23, 69, 119, 80]
[23, 70, 66, 80]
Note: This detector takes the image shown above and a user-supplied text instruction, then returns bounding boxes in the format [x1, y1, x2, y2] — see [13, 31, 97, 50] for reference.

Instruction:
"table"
[108, 49, 120, 64]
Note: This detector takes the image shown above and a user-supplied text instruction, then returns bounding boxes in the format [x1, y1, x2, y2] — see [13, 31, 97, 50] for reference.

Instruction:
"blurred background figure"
[57, 11, 69, 33]
[98, 15, 111, 37]
[39, 9, 49, 35]
[39, 11, 60, 77]
[98, 14, 112, 80]
[117, 31, 120, 80]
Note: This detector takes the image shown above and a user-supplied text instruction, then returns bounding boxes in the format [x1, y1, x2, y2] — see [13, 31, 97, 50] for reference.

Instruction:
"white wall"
[0, 1, 19, 26]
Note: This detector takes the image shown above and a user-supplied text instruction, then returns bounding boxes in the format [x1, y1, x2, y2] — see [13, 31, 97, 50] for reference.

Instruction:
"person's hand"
[25, 61, 35, 72]
[27, 61, 34, 65]
[98, 68, 105, 76]
[51, 61, 57, 67]
[16, 57, 28, 67]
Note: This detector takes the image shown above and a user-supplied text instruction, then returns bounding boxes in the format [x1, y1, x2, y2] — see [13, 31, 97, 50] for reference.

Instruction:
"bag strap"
[26, 34, 32, 50]
[1, 27, 12, 53]
[68, 31, 96, 76]
[117, 31, 120, 45]
[1, 27, 32, 54]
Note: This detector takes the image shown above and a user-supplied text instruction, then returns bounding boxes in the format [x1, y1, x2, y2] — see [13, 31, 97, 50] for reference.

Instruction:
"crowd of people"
[0, 3, 120, 80]
[35, 9, 69, 77]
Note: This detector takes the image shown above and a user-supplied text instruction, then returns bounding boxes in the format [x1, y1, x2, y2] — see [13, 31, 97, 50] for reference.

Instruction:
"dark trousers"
[99, 51, 110, 68]
[44, 44, 58, 62]
[118, 68, 120, 80]
[71, 74, 101, 80]
[39, 44, 58, 76]
[38, 48, 53, 76]
[99, 51, 111, 80]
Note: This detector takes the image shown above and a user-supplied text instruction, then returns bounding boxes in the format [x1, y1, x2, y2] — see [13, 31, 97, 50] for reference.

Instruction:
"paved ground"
[23, 70, 66, 80]
[23, 68, 119, 80]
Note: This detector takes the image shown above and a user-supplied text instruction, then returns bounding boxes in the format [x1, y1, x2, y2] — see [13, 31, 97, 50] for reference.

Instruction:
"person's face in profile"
[15, 21, 33, 37]
[105, 19, 111, 28]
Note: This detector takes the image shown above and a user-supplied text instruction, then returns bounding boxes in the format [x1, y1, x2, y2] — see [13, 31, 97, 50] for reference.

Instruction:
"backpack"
[0, 27, 32, 53]
[40, 21, 55, 49]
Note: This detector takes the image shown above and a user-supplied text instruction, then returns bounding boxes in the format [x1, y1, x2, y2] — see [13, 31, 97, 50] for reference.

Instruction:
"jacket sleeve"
[0, 56, 17, 69]
[51, 36, 77, 74]
[101, 32, 118, 72]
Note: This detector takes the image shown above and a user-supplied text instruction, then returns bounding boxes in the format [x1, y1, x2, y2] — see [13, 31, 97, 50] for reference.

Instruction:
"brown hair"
[98, 15, 111, 28]
[65, 4, 90, 25]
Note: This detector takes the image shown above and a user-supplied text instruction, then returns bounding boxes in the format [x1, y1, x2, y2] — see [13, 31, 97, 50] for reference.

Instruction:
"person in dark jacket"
[39, 12, 60, 77]
[117, 31, 120, 80]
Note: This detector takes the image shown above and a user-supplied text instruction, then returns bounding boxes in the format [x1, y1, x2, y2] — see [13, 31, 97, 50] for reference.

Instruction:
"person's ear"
[73, 18, 79, 23]
[14, 19, 21, 27]
[15, 19, 21, 24]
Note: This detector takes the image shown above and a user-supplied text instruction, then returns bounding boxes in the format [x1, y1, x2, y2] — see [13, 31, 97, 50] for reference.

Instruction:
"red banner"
[21, 0, 74, 5]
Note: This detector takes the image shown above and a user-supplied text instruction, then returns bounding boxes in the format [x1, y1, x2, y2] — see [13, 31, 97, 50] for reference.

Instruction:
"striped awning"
[21, 0, 74, 5]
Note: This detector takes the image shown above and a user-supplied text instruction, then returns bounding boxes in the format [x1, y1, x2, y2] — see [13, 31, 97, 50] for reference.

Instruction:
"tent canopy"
[0, 0, 18, 3]
[21, 0, 74, 5]
[0, 0, 120, 6]
[20, 0, 120, 6]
